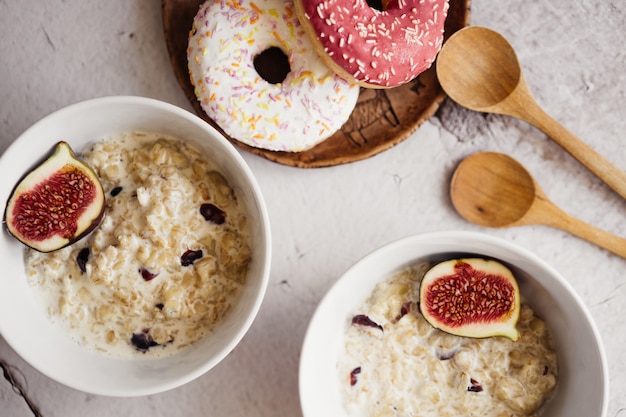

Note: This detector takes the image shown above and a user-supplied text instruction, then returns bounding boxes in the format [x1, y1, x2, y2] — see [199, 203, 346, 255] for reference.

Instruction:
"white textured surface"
[0, 0, 625, 416]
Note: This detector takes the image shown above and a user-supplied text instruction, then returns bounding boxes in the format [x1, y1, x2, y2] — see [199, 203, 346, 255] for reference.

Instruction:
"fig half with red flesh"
[3, 141, 105, 253]
[419, 258, 521, 341]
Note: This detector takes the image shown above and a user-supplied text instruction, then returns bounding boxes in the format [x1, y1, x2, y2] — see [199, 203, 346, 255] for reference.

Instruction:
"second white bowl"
[299, 231, 608, 417]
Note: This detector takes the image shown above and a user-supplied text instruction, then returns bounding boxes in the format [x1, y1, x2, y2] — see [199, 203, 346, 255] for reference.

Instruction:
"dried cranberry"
[394, 301, 412, 322]
[468, 378, 483, 392]
[436, 349, 457, 361]
[400, 302, 411, 316]
[110, 186, 123, 197]
[76, 247, 90, 273]
[131, 329, 158, 353]
[139, 267, 158, 281]
[200, 203, 226, 224]
[352, 315, 383, 332]
[181, 249, 203, 266]
[350, 367, 361, 386]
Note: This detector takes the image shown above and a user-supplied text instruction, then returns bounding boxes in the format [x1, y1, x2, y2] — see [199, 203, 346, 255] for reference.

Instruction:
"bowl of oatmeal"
[0, 96, 271, 396]
[299, 231, 608, 417]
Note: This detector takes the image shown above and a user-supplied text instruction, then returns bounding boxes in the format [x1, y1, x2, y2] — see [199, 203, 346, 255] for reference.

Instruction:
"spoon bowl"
[450, 152, 626, 259]
[437, 26, 626, 200]
[436, 26, 522, 112]
[450, 152, 535, 228]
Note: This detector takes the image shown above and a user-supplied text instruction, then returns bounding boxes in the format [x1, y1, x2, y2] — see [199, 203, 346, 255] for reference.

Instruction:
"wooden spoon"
[450, 152, 626, 258]
[436, 26, 626, 200]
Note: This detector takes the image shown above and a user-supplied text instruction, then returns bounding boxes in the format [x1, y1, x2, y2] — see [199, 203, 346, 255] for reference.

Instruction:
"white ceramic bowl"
[299, 231, 608, 417]
[0, 96, 271, 396]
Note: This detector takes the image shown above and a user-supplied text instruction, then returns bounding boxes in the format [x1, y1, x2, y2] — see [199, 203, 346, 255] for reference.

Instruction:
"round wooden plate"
[162, 0, 471, 168]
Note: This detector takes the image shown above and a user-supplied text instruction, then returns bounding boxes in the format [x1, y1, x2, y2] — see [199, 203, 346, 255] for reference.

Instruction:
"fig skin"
[419, 258, 521, 341]
[3, 141, 105, 253]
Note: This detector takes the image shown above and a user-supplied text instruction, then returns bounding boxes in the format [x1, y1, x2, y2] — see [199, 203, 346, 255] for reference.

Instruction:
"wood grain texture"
[162, 0, 471, 167]
[451, 152, 626, 258]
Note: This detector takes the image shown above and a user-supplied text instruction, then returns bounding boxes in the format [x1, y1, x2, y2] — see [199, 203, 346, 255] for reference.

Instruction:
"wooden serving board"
[162, 0, 471, 168]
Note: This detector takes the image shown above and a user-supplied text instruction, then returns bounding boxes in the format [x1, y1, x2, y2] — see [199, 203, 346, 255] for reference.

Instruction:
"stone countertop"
[1, 0, 625, 416]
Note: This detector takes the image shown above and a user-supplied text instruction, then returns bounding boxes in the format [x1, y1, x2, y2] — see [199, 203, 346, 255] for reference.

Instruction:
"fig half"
[419, 258, 521, 341]
[3, 141, 105, 252]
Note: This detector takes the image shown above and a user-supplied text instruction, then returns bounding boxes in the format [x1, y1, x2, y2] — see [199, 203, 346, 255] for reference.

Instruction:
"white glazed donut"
[187, 0, 360, 152]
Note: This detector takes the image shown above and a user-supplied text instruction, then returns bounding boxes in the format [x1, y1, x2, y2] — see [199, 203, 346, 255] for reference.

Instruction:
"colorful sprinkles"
[187, 0, 360, 152]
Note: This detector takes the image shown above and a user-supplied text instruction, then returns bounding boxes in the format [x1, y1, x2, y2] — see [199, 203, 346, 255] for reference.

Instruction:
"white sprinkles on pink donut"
[296, 0, 449, 88]
[187, 0, 360, 152]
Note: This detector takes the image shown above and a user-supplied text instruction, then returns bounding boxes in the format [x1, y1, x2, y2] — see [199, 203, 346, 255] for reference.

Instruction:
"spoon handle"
[534, 197, 626, 258]
[515, 98, 626, 201]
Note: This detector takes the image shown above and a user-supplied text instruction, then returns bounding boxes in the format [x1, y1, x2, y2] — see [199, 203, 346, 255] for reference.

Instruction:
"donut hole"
[366, 0, 386, 11]
[253, 47, 291, 84]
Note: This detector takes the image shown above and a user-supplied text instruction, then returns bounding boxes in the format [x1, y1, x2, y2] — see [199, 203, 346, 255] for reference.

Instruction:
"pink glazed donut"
[295, 0, 449, 88]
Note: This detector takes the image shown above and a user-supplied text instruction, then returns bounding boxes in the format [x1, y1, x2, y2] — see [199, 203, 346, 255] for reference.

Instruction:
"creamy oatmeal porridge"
[338, 263, 558, 417]
[26, 132, 251, 358]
